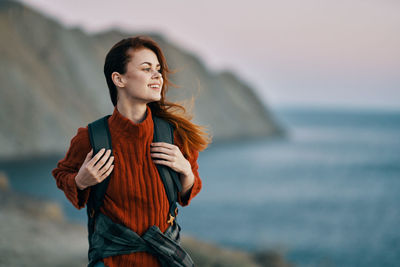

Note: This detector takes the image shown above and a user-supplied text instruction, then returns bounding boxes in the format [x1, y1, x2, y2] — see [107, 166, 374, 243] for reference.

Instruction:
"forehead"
[127, 48, 160, 65]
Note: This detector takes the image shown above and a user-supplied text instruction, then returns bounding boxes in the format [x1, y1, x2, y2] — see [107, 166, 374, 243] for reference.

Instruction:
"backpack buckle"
[167, 207, 179, 225]
[167, 213, 175, 225]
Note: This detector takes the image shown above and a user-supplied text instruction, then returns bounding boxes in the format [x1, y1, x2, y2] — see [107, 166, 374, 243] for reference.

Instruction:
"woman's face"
[117, 47, 163, 104]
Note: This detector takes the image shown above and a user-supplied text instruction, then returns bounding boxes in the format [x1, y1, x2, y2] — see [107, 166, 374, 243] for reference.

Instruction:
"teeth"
[149, 85, 159, 88]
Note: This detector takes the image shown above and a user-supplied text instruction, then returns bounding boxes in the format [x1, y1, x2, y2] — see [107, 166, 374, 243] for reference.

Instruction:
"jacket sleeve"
[174, 131, 203, 207]
[52, 126, 92, 210]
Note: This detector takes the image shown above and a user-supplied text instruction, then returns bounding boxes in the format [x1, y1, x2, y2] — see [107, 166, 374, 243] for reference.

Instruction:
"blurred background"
[0, 0, 399, 266]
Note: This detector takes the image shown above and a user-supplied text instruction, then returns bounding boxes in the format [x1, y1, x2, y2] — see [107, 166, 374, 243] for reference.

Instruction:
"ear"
[112, 72, 126, 88]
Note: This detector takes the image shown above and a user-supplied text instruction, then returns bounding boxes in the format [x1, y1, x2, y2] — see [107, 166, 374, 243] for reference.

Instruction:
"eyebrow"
[140, 62, 161, 67]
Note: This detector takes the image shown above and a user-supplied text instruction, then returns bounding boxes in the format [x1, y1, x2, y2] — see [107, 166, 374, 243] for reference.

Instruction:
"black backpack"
[86, 112, 183, 250]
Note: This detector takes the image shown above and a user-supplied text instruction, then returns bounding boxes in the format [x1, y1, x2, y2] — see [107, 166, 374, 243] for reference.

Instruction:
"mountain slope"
[0, 0, 284, 159]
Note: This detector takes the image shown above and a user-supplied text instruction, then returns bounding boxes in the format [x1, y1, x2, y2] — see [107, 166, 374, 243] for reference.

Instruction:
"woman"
[52, 36, 211, 267]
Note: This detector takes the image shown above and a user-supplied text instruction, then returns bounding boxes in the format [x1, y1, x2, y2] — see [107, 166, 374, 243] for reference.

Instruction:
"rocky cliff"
[0, 0, 285, 159]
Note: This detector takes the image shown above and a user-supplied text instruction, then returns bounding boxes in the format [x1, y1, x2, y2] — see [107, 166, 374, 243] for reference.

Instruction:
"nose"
[152, 70, 162, 79]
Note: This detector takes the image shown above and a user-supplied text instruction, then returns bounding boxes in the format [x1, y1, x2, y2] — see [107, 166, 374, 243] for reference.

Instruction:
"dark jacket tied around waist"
[88, 212, 194, 267]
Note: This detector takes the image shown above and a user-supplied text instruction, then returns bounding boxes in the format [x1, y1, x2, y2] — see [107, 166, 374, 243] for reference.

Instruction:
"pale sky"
[19, 0, 400, 110]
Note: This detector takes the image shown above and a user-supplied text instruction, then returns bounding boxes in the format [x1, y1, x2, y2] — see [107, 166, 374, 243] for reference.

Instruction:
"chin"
[149, 95, 161, 103]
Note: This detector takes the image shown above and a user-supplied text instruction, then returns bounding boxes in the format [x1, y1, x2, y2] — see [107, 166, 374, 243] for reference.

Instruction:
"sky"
[19, 0, 400, 110]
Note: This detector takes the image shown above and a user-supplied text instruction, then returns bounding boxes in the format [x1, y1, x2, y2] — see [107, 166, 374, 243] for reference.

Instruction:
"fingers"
[88, 148, 110, 169]
[100, 164, 114, 180]
[150, 145, 179, 156]
[151, 142, 175, 150]
[151, 152, 173, 161]
[84, 149, 94, 163]
[92, 149, 113, 182]
[95, 149, 112, 171]
[153, 159, 172, 168]
[87, 148, 105, 168]
[99, 155, 115, 176]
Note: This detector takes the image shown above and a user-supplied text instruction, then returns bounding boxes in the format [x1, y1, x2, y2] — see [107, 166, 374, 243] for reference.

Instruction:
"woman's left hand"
[150, 142, 192, 177]
[150, 142, 195, 195]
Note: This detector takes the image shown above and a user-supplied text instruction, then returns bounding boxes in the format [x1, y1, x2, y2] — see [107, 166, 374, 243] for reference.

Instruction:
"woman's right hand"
[75, 148, 115, 190]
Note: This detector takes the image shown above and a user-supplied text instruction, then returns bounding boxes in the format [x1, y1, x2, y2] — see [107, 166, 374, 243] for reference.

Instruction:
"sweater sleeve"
[52, 126, 92, 210]
[174, 131, 202, 207]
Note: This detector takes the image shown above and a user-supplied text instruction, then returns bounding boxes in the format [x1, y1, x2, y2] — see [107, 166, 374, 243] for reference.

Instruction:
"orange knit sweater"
[52, 104, 202, 267]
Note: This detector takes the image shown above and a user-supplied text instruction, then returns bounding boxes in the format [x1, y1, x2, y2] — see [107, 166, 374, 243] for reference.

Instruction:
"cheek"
[126, 72, 148, 85]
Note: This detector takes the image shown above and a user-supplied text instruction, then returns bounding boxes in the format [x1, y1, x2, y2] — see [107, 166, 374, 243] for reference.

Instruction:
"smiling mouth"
[148, 84, 161, 89]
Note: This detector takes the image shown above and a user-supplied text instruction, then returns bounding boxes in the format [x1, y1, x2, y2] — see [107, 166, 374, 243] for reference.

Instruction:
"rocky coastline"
[0, 173, 292, 267]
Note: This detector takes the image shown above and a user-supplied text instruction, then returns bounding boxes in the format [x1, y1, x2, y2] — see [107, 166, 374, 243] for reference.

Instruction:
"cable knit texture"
[52, 104, 202, 267]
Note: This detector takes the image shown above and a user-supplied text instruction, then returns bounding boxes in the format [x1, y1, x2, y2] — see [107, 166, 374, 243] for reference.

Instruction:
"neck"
[116, 100, 148, 124]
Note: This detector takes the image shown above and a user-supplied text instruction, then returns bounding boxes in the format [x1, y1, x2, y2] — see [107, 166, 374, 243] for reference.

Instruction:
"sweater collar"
[108, 104, 154, 139]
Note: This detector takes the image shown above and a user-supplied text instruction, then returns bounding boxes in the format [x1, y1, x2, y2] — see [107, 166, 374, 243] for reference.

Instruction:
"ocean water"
[1, 107, 399, 267]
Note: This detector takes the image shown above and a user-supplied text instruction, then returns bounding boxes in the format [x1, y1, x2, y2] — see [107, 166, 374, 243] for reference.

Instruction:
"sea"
[1, 106, 399, 267]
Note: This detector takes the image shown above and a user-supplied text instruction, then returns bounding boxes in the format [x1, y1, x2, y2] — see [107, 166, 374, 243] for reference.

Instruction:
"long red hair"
[104, 36, 212, 157]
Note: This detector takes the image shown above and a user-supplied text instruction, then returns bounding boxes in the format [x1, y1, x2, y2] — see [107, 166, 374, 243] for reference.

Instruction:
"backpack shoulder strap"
[86, 115, 112, 250]
[152, 115, 182, 223]
[87, 115, 113, 217]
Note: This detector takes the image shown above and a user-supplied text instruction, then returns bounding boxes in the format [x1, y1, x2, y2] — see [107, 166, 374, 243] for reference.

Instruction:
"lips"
[148, 83, 161, 88]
